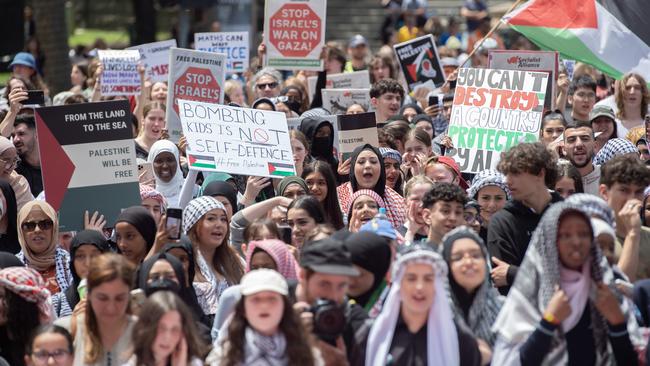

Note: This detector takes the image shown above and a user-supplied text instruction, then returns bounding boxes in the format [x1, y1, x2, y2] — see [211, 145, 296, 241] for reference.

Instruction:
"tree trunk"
[132, 0, 157, 45]
[33, 0, 71, 95]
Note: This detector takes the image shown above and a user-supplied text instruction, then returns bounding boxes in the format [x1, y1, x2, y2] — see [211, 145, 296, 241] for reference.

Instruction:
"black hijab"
[163, 236, 196, 283]
[65, 230, 111, 309]
[115, 206, 156, 252]
[344, 231, 391, 308]
[299, 116, 336, 165]
[349, 144, 386, 197]
[0, 252, 23, 268]
[202, 181, 239, 215]
[0, 181, 19, 254]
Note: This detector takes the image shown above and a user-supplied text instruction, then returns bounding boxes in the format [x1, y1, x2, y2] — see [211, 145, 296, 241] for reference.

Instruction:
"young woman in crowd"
[140, 184, 167, 227]
[24, 325, 74, 366]
[442, 226, 504, 365]
[412, 114, 435, 140]
[539, 111, 567, 146]
[555, 161, 584, 199]
[0, 136, 33, 209]
[346, 103, 367, 114]
[243, 219, 282, 245]
[147, 140, 187, 207]
[149, 81, 168, 105]
[184, 196, 244, 317]
[163, 237, 195, 288]
[463, 201, 482, 235]
[492, 203, 639, 365]
[287, 195, 326, 248]
[244, 239, 299, 280]
[135, 102, 166, 160]
[229, 196, 292, 249]
[369, 55, 397, 84]
[346, 189, 385, 233]
[379, 147, 403, 196]
[276, 176, 309, 200]
[16, 201, 72, 295]
[0, 267, 53, 366]
[290, 129, 310, 178]
[353, 244, 481, 365]
[423, 156, 468, 189]
[616, 73, 648, 131]
[0, 181, 19, 254]
[206, 269, 321, 365]
[401, 175, 434, 242]
[466, 170, 511, 241]
[52, 230, 110, 318]
[70, 62, 89, 94]
[382, 120, 411, 154]
[114, 206, 157, 265]
[591, 110, 619, 154]
[201, 178, 239, 220]
[398, 103, 424, 123]
[402, 128, 433, 180]
[299, 117, 338, 174]
[302, 160, 345, 230]
[338, 144, 406, 229]
[126, 291, 207, 366]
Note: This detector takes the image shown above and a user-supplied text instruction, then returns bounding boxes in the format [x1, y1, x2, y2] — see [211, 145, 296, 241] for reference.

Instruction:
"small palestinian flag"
[268, 162, 294, 177]
[188, 154, 216, 169]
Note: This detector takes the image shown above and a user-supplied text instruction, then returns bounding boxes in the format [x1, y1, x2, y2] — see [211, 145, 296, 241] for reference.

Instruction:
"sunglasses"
[257, 82, 279, 90]
[21, 219, 54, 232]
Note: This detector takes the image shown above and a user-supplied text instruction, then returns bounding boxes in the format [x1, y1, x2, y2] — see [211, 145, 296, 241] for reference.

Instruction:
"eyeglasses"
[21, 219, 54, 232]
[463, 213, 481, 224]
[257, 82, 279, 90]
[0, 157, 19, 170]
[574, 91, 596, 100]
[32, 349, 71, 364]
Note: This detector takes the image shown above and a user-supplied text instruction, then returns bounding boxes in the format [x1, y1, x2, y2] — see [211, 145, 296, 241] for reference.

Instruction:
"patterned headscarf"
[346, 189, 386, 214]
[593, 138, 638, 166]
[182, 196, 226, 234]
[467, 169, 511, 200]
[378, 147, 402, 164]
[0, 266, 53, 323]
[565, 193, 616, 228]
[245, 239, 299, 280]
[17, 201, 59, 272]
[139, 184, 167, 209]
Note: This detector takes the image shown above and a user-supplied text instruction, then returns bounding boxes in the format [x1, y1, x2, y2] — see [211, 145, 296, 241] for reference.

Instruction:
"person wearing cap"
[562, 120, 601, 196]
[252, 67, 282, 100]
[351, 244, 481, 366]
[423, 155, 469, 190]
[421, 182, 469, 248]
[345, 34, 369, 73]
[590, 104, 626, 153]
[207, 269, 323, 365]
[370, 79, 405, 124]
[488, 142, 563, 295]
[293, 238, 368, 364]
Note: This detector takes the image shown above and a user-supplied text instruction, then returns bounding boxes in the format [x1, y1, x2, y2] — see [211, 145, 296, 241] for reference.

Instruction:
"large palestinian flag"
[503, 0, 650, 84]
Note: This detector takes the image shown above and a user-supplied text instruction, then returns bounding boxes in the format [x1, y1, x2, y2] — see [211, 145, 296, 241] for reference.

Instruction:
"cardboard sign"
[307, 70, 370, 102]
[178, 99, 296, 178]
[322, 89, 371, 115]
[166, 48, 226, 142]
[447, 68, 549, 173]
[127, 39, 177, 83]
[394, 35, 445, 91]
[337, 112, 378, 161]
[35, 100, 140, 231]
[263, 0, 326, 71]
[98, 50, 141, 96]
[194, 32, 249, 73]
[488, 50, 558, 110]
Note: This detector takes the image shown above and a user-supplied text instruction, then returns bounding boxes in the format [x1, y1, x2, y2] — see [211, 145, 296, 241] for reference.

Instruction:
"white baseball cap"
[240, 269, 288, 296]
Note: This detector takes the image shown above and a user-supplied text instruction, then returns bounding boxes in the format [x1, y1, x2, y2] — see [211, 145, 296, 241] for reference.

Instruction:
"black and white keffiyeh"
[466, 169, 511, 200]
[565, 193, 616, 228]
[182, 196, 226, 234]
[593, 138, 637, 166]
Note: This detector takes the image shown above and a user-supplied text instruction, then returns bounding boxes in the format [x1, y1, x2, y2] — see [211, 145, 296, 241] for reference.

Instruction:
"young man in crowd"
[252, 67, 282, 100]
[488, 142, 562, 294]
[13, 115, 41, 196]
[563, 120, 599, 195]
[567, 75, 597, 124]
[599, 155, 650, 281]
[345, 34, 369, 72]
[293, 238, 368, 366]
[421, 182, 468, 247]
[369, 79, 404, 124]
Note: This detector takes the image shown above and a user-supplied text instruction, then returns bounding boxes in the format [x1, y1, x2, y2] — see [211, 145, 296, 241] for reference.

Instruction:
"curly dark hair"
[497, 142, 558, 189]
[600, 155, 650, 188]
[370, 78, 405, 99]
[221, 296, 316, 366]
[421, 182, 468, 209]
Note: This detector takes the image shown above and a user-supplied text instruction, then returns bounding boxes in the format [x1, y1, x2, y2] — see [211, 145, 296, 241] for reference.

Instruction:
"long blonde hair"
[616, 73, 649, 120]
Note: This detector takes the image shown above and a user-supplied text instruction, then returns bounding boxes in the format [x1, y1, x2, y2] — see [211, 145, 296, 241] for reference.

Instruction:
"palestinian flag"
[268, 162, 294, 177]
[188, 154, 216, 169]
[503, 0, 650, 85]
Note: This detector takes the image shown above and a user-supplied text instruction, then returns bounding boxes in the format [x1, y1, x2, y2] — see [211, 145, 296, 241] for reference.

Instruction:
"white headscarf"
[365, 247, 460, 366]
[147, 140, 184, 207]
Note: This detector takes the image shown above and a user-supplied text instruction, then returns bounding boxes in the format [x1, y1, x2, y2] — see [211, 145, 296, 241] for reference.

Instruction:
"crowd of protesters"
[0, 0, 650, 365]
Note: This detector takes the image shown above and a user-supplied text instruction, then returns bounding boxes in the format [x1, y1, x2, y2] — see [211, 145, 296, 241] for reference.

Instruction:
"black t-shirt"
[15, 160, 42, 197]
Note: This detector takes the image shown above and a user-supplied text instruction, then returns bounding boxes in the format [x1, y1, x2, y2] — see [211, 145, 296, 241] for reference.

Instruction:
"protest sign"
[322, 89, 371, 115]
[337, 112, 378, 161]
[488, 50, 558, 110]
[263, 0, 326, 71]
[307, 70, 370, 102]
[178, 99, 296, 178]
[194, 32, 249, 73]
[166, 48, 226, 142]
[127, 39, 176, 83]
[394, 35, 445, 91]
[98, 50, 141, 96]
[35, 100, 140, 231]
[447, 68, 549, 173]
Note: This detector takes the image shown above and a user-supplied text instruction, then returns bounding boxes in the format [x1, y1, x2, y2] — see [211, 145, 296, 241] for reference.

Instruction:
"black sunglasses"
[257, 82, 279, 90]
[21, 219, 54, 232]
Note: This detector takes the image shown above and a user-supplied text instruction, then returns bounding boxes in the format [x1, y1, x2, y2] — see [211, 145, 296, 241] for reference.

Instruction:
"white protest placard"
[337, 112, 378, 161]
[447, 68, 549, 173]
[194, 32, 249, 74]
[263, 0, 326, 71]
[127, 39, 176, 83]
[178, 99, 296, 178]
[322, 89, 371, 115]
[166, 48, 226, 143]
[307, 70, 371, 102]
[98, 50, 141, 96]
[488, 50, 558, 110]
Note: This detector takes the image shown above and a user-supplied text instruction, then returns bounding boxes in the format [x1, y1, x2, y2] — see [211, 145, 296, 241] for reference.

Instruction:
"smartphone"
[24, 90, 45, 106]
[449, 79, 457, 89]
[278, 225, 292, 245]
[138, 162, 154, 185]
[166, 208, 183, 240]
[428, 95, 439, 107]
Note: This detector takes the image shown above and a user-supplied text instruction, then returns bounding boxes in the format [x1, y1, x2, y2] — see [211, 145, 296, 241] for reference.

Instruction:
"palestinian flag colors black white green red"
[268, 162, 294, 177]
[504, 0, 650, 85]
[393, 34, 446, 91]
[188, 154, 216, 170]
